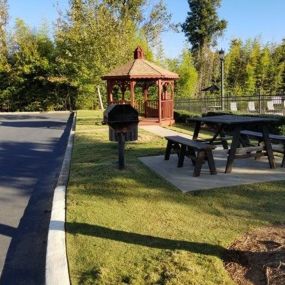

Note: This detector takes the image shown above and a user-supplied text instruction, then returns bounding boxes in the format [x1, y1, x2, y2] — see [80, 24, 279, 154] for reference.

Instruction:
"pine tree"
[182, 0, 227, 96]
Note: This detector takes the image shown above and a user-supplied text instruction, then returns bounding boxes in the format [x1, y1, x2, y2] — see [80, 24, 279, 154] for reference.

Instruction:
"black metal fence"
[175, 94, 285, 115]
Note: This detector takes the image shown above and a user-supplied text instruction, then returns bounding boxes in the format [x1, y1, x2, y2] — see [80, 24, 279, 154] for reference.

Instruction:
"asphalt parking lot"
[0, 112, 72, 285]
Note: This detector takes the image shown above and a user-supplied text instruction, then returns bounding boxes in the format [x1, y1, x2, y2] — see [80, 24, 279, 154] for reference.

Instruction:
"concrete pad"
[139, 150, 285, 192]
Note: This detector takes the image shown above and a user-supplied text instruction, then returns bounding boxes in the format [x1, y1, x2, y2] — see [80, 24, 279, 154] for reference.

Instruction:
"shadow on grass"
[67, 222, 231, 260]
[67, 222, 285, 285]
[68, 222, 278, 272]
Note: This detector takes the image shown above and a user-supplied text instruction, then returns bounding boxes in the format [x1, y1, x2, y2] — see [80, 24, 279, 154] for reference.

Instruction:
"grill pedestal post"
[118, 132, 125, 169]
[103, 104, 139, 169]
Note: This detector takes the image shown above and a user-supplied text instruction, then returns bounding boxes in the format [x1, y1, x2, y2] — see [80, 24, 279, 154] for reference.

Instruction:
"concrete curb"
[45, 112, 76, 285]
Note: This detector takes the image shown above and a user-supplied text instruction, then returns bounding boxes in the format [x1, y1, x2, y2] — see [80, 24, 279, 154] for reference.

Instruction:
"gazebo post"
[171, 81, 174, 120]
[107, 80, 114, 103]
[143, 83, 148, 117]
[130, 80, 136, 107]
[158, 79, 162, 122]
[120, 82, 127, 102]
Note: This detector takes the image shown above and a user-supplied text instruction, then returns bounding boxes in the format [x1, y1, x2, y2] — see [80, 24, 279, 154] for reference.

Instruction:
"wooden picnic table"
[187, 115, 279, 173]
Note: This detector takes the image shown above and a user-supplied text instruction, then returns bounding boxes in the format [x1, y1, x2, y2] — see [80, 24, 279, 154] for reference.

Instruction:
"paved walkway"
[139, 125, 285, 192]
[140, 125, 192, 138]
[0, 112, 72, 285]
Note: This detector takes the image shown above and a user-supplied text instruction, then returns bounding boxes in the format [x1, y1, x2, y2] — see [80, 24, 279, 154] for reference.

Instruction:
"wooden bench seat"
[240, 130, 285, 167]
[164, 136, 217, 177]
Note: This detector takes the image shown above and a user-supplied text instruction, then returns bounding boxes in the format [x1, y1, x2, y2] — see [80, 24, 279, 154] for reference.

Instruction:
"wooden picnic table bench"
[164, 135, 217, 177]
[187, 115, 279, 173]
[240, 130, 285, 167]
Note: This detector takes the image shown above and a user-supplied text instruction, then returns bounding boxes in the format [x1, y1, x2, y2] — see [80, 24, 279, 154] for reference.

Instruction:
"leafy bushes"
[174, 110, 201, 123]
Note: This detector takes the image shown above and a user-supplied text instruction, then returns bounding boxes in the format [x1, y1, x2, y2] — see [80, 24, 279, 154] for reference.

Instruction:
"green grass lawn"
[66, 110, 285, 285]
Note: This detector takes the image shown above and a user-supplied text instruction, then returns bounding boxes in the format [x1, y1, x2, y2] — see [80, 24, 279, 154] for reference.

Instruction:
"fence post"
[258, 91, 262, 114]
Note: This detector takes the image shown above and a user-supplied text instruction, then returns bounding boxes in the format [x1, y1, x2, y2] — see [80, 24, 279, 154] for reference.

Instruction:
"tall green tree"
[6, 19, 62, 111]
[0, 0, 10, 109]
[104, 0, 172, 47]
[166, 49, 198, 98]
[142, 0, 172, 47]
[225, 39, 243, 95]
[55, 0, 171, 108]
[244, 39, 260, 94]
[0, 0, 8, 71]
[55, 0, 139, 108]
[182, 0, 227, 95]
[255, 45, 271, 94]
[275, 39, 285, 93]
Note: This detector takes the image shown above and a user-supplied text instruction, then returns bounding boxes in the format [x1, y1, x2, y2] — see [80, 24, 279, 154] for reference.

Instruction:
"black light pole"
[219, 49, 225, 111]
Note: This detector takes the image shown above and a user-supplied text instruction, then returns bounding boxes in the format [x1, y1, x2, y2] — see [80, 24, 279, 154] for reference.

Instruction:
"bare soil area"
[225, 225, 285, 285]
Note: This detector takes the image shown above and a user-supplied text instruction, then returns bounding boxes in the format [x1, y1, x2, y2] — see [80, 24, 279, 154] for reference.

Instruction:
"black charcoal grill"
[103, 104, 139, 169]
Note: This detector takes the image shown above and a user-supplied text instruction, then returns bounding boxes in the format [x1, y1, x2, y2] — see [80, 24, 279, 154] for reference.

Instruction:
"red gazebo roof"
[102, 47, 179, 80]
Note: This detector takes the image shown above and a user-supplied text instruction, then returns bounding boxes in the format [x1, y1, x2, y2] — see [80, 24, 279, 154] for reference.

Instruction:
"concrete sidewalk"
[140, 125, 192, 138]
[139, 125, 285, 192]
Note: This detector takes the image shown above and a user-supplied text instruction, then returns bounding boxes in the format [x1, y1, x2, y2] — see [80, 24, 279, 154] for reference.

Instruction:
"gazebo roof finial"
[134, 46, 144, 59]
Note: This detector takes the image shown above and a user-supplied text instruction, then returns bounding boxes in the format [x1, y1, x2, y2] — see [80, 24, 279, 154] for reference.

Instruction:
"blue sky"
[7, 0, 285, 58]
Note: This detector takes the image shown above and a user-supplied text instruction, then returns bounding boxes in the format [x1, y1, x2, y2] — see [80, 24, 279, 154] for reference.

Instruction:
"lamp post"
[219, 49, 225, 111]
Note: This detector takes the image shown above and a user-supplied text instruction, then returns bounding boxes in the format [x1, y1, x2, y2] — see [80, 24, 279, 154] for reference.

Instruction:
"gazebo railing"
[136, 99, 173, 119]
[145, 100, 159, 117]
[134, 100, 144, 115]
[136, 100, 159, 117]
[161, 99, 173, 119]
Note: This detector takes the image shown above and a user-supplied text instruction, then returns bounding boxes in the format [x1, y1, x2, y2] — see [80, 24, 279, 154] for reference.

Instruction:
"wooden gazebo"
[101, 47, 179, 125]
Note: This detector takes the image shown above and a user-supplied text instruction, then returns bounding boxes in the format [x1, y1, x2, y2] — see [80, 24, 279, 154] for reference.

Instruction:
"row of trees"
[225, 38, 285, 96]
[0, 0, 172, 111]
[0, 0, 285, 110]
[171, 0, 285, 98]
[169, 38, 285, 98]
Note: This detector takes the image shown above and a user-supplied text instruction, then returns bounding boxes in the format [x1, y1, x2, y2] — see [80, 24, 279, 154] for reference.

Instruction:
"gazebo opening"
[102, 47, 179, 125]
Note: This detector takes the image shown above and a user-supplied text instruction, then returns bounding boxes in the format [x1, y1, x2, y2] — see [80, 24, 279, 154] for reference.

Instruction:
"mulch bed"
[224, 225, 285, 285]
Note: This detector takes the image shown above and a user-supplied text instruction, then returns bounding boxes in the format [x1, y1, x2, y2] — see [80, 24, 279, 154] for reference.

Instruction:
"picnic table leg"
[239, 133, 250, 147]
[209, 125, 221, 143]
[188, 147, 196, 166]
[262, 126, 276, 169]
[255, 140, 263, 160]
[281, 151, 285, 167]
[193, 121, 201, 140]
[178, 144, 186, 167]
[193, 150, 205, 177]
[209, 125, 228, 149]
[220, 130, 229, 149]
[206, 150, 217, 175]
[225, 126, 241, 173]
[164, 140, 172, 160]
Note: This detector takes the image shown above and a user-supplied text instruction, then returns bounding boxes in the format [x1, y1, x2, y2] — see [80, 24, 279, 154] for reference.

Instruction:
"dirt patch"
[224, 225, 285, 285]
